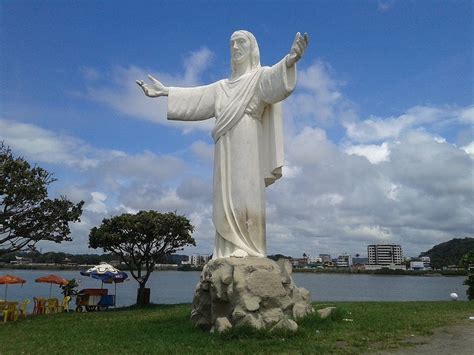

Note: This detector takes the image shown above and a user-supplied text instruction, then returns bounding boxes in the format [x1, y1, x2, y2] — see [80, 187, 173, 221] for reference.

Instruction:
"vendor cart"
[75, 288, 115, 312]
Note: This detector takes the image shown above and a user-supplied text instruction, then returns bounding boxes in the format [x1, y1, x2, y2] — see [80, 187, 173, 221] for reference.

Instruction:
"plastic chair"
[33, 297, 46, 315]
[45, 298, 59, 314]
[18, 299, 30, 318]
[2, 302, 18, 322]
[0, 301, 6, 321]
[58, 296, 71, 312]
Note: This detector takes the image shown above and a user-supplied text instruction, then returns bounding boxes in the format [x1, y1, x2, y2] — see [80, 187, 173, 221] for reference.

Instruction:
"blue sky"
[1, 0, 472, 258]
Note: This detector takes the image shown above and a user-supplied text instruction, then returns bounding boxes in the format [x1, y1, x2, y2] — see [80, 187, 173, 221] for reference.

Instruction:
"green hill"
[420, 237, 474, 269]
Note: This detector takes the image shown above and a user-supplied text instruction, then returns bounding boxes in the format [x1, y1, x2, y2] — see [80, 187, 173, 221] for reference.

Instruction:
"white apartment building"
[367, 244, 403, 265]
[336, 254, 353, 268]
[308, 256, 323, 264]
[189, 254, 210, 266]
[421, 256, 431, 269]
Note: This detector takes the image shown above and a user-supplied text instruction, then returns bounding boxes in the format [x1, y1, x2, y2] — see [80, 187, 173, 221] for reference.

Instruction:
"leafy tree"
[267, 254, 291, 261]
[89, 210, 195, 305]
[460, 251, 474, 301]
[0, 143, 84, 255]
[60, 278, 79, 298]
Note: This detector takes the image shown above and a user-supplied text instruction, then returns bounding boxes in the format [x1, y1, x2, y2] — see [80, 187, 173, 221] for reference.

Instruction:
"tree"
[460, 251, 474, 301]
[89, 210, 195, 305]
[0, 143, 84, 255]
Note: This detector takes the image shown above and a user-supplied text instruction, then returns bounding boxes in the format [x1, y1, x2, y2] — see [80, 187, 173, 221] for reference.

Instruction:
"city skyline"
[1, 1, 472, 257]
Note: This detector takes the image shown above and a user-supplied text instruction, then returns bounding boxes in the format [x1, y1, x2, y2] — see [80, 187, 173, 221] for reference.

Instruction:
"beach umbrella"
[35, 275, 68, 298]
[0, 274, 26, 301]
[80, 263, 128, 306]
[80, 263, 128, 283]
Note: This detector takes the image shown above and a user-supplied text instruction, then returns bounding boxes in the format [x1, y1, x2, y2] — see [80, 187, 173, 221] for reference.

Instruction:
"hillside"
[420, 237, 474, 269]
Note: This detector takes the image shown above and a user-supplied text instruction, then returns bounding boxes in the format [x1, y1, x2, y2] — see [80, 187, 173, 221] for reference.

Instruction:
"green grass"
[0, 302, 472, 354]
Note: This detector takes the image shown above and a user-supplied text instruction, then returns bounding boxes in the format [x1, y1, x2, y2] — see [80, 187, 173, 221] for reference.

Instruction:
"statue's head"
[230, 30, 260, 74]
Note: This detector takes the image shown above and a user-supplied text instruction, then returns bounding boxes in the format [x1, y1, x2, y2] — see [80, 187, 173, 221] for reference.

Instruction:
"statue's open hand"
[286, 32, 309, 67]
[136, 75, 169, 97]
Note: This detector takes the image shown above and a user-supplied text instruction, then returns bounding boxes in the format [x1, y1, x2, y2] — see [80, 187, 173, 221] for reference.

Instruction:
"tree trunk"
[136, 284, 150, 305]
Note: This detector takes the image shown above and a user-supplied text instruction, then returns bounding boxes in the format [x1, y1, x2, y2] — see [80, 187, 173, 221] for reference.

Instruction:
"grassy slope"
[0, 302, 472, 354]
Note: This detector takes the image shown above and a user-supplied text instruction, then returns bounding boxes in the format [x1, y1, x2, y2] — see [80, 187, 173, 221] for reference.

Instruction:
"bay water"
[1, 269, 468, 313]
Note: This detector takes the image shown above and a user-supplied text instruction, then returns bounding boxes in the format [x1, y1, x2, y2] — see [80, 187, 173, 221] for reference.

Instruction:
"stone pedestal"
[191, 257, 314, 332]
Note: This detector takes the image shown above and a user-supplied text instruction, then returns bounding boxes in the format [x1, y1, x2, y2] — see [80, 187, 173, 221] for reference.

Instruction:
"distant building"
[421, 256, 431, 269]
[409, 261, 425, 271]
[323, 261, 335, 268]
[307, 256, 322, 264]
[409, 256, 432, 271]
[336, 254, 353, 268]
[365, 264, 406, 271]
[190, 254, 202, 267]
[11, 256, 32, 265]
[367, 244, 403, 265]
[187, 254, 210, 267]
[291, 258, 308, 268]
[319, 254, 331, 263]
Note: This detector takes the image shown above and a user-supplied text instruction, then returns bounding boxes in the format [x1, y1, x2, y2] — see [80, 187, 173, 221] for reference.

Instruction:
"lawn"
[0, 302, 472, 354]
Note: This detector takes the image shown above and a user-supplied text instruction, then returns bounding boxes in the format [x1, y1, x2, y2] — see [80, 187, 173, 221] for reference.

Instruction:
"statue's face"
[230, 33, 251, 65]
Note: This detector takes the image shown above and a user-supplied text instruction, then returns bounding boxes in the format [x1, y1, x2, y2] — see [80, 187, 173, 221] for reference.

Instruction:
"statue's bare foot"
[230, 249, 248, 258]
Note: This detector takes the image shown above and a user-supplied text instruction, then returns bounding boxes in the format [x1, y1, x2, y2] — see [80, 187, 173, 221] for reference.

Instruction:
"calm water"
[1, 269, 468, 313]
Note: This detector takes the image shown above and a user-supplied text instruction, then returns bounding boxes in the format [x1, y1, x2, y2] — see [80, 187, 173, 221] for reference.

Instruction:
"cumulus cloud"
[190, 140, 214, 163]
[266, 122, 473, 257]
[0, 118, 117, 169]
[345, 142, 390, 164]
[461, 142, 474, 156]
[284, 60, 357, 132]
[82, 48, 215, 133]
[459, 106, 474, 124]
[343, 105, 471, 143]
[4, 52, 472, 258]
[85, 192, 108, 214]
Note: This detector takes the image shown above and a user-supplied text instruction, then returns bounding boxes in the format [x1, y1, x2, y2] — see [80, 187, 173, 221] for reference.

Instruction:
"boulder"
[317, 306, 337, 319]
[191, 257, 314, 332]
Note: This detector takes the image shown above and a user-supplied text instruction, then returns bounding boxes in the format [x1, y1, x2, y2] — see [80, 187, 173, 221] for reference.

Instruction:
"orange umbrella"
[0, 274, 26, 301]
[35, 275, 68, 298]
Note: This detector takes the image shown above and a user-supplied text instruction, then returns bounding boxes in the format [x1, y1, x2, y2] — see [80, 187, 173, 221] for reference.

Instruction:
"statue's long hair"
[230, 30, 261, 77]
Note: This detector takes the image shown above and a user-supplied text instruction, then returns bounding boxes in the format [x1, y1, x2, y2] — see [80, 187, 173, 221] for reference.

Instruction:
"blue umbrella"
[80, 263, 128, 306]
[80, 270, 128, 283]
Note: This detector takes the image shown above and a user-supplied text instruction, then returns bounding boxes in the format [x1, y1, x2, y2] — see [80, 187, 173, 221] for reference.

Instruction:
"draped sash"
[212, 69, 263, 143]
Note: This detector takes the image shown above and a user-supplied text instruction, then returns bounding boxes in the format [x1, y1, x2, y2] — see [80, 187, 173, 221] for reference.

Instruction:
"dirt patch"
[377, 321, 474, 355]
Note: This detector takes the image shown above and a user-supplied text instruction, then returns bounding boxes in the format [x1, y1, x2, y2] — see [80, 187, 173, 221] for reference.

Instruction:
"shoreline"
[1, 263, 466, 276]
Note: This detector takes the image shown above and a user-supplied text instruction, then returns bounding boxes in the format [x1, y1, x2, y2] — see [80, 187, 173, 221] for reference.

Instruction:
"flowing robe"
[168, 58, 296, 258]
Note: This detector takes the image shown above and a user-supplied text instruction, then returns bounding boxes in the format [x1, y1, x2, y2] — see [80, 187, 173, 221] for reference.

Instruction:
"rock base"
[191, 257, 314, 332]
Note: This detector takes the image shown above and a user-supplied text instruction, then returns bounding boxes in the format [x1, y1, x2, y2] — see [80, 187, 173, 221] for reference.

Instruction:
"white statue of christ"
[137, 30, 308, 259]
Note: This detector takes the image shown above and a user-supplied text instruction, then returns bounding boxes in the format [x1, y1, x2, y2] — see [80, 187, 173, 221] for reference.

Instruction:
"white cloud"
[284, 60, 357, 133]
[82, 48, 215, 133]
[85, 192, 108, 214]
[343, 105, 470, 143]
[345, 142, 390, 164]
[0, 118, 121, 169]
[459, 106, 474, 124]
[190, 140, 214, 163]
[4, 51, 473, 258]
[461, 141, 474, 156]
[265, 107, 474, 257]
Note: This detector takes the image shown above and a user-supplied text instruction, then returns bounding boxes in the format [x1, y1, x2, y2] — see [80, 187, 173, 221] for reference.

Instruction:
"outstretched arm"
[136, 75, 169, 97]
[285, 32, 309, 67]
